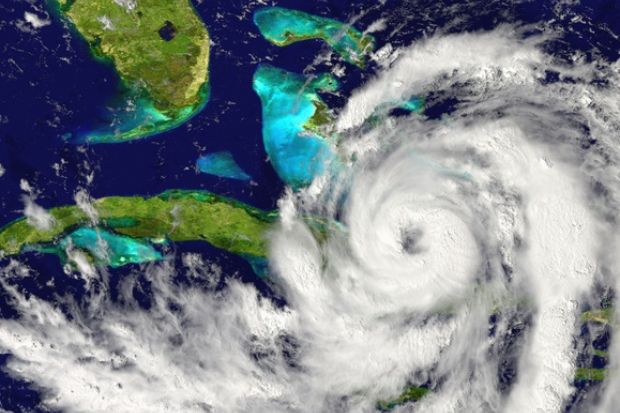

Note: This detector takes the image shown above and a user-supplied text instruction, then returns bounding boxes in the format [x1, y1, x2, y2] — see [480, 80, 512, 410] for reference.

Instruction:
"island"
[575, 367, 606, 382]
[253, 7, 374, 67]
[376, 386, 429, 411]
[0, 190, 276, 270]
[52, 0, 210, 143]
[581, 307, 613, 324]
[253, 64, 339, 189]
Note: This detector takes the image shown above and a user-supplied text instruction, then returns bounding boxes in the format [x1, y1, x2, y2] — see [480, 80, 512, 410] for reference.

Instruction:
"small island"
[575, 367, 606, 382]
[53, 0, 210, 143]
[0, 190, 275, 269]
[376, 386, 429, 411]
[253, 7, 374, 67]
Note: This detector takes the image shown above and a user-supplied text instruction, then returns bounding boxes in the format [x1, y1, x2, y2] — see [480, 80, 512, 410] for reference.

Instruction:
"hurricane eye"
[400, 227, 425, 254]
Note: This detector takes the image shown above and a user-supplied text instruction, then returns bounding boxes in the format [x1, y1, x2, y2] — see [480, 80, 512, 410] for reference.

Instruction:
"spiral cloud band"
[2, 23, 620, 413]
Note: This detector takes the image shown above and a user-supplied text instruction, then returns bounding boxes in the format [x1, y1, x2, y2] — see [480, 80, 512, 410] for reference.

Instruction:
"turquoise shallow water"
[68, 83, 210, 144]
[196, 151, 251, 180]
[35, 227, 163, 268]
[253, 6, 374, 66]
[401, 97, 425, 112]
[253, 64, 338, 189]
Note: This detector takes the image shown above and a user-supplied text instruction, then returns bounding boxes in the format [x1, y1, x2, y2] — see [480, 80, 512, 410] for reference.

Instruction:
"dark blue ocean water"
[1, 0, 620, 411]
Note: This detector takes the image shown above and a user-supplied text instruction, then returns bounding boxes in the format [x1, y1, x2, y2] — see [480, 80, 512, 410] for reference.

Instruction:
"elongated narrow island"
[376, 386, 429, 411]
[0, 190, 276, 269]
[575, 367, 606, 382]
[253, 7, 374, 67]
[253, 64, 339, 188]
[53, 0, 210, 143]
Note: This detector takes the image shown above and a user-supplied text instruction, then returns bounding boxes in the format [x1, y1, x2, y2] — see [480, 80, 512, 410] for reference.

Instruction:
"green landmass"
[0, 190, 275, 263]
[582, 307, 613, 324]
[376, 386, 429, 411]
[575, 367, 606, 382]
[253, 7, 374, 67]
[591, 349, 608, 359]
[52, 0, 210, 142]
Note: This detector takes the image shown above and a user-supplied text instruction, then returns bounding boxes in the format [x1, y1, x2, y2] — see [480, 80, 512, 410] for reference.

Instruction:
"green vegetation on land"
[0, 190, 276, 262]
[582, 307, 613, 324]
[575, 368, 606, 382]
[53, 0, 210, 142]
[376, 386, 429, 411]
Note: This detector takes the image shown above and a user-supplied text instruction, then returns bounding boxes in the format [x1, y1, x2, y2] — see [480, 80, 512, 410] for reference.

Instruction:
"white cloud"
[74, 188, 99, 224]
[113, 0, 137, 12]
[23, 11, 50, 29]
[22, 196, 55, 232]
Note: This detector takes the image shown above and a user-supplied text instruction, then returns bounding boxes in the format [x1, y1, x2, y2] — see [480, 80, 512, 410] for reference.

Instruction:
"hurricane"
[2, 1, 620, 412]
